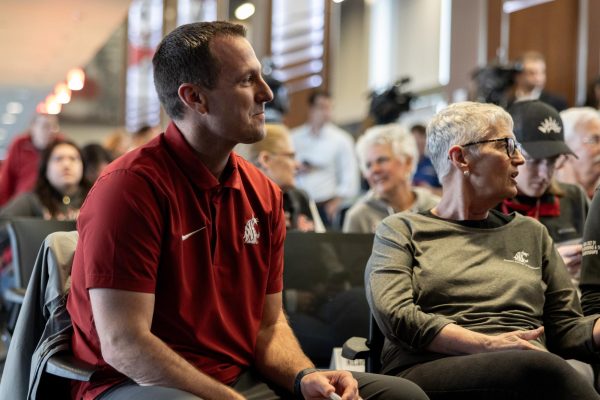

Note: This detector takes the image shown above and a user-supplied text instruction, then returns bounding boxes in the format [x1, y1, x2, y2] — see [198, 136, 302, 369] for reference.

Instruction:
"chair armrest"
[45, 353, 97, 381]
[3, 287, 26, 304]
[341, 336, 370, 360]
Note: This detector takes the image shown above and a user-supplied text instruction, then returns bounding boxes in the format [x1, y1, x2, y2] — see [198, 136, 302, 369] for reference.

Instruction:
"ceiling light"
[1, 114, 16, 125]
[333, 0, 345, 3]
[67, 68, 85, 91]
[6, 102, 23, 114]
[235, 3, 255, 20]
[54, 82, 72, 104]
[45, 94, 62, 115]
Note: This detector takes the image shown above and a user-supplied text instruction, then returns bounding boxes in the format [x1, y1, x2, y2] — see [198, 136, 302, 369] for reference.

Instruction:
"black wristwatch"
[294, 368, 320, 399]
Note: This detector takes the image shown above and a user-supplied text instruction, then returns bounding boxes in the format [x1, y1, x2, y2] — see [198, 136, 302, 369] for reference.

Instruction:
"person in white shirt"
[292, 91, 360, 227]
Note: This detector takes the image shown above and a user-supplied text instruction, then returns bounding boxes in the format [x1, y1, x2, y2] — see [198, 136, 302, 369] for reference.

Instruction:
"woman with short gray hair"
[365, 101, 600, 399]
[343, 124, 439, 233]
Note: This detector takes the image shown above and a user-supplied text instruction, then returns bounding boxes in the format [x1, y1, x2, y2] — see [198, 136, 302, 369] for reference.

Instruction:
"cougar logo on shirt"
[504, 250, 539, 269]
[243, 215, 260, 244]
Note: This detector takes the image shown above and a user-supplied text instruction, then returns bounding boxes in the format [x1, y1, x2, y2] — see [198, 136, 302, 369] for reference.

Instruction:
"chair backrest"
[366, 315, 384, 373]
[283, 231, 374, 367]
[6, 218, 76, 289]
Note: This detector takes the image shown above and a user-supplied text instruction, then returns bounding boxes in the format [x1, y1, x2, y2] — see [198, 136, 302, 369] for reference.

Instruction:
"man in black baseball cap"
[501, 99, 587, 281]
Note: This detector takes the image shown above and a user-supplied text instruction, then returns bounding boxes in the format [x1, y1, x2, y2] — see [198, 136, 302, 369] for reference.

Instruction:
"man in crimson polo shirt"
[0, 113, 60, 206]
[67, 21, 428, 400]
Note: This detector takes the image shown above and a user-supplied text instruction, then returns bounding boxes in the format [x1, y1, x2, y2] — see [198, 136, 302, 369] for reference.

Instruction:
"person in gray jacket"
[366, 101, 600, 399]
[343, 124, 439, 233]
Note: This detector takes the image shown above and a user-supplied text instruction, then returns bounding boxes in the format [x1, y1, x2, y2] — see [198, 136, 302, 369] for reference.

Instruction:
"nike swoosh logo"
[181, 226, 207, 241]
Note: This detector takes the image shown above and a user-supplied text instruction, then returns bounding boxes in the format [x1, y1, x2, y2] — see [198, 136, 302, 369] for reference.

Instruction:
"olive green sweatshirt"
[366, 210, 600, 375]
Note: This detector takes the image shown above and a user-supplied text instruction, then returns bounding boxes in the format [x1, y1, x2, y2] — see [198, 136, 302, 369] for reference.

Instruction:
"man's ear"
[177, 83, 208, 114]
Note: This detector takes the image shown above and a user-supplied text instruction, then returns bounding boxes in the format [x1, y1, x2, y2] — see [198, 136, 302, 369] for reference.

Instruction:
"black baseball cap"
[507, 100, 575, 159]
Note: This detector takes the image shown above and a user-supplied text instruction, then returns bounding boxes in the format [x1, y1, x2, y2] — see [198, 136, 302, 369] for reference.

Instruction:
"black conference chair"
[283, 231, 374, 367]
[1, 218, 76, 333]
[342, 315, 384, 373]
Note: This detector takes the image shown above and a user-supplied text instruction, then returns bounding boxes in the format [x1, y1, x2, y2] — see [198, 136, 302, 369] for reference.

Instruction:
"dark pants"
[98, 369, 429, 400]
[396, 350, 599, 400]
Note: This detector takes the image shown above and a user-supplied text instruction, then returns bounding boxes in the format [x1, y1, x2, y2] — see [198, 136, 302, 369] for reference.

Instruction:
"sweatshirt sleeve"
[580, 189, 600, 315]
[541, 223, 600, 361]
[365, 217, 454, 350]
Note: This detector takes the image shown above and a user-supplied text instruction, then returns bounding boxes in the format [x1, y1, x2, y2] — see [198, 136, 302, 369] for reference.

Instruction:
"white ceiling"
[0, 0, 132, 154]
[0, 0, 132, 87]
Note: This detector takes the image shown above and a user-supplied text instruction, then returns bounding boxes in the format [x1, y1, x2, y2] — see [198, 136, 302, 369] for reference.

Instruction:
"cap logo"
[537, 117, 561, 135]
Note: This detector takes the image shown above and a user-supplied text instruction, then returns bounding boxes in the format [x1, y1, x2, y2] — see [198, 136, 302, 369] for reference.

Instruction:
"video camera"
[369, 77, 413, 125]
[471, 62, 523, 106]
[262, 57, 289, 123]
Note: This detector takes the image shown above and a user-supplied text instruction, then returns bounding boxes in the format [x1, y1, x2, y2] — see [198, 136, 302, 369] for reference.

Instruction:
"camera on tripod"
[368, 77, 414, 125]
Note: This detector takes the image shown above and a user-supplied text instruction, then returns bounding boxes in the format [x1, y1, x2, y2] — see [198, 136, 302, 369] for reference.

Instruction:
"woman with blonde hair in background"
[238, 123, 324, 232]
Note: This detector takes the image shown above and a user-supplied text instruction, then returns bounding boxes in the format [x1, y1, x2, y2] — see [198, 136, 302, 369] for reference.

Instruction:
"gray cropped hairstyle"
[355, 123, 418, 178]
[426, 101, 513, 181]
[560, 107, 600, 143]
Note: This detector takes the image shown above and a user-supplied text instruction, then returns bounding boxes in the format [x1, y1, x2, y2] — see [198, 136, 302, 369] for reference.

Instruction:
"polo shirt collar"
[164, 121, 242, 191]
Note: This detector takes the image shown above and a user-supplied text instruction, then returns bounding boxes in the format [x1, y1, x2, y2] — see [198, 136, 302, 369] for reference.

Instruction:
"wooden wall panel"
[508, 0, 578, 106]
[587, 0, 600, 84]
[486, 0, 503, 61]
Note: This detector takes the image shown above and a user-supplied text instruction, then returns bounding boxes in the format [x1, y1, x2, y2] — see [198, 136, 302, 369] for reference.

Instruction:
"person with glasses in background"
[555, 107, 600, 199]
[500, 100, 588, 283]
[237, 123, 325, 232]
[365, 101, 600, 399]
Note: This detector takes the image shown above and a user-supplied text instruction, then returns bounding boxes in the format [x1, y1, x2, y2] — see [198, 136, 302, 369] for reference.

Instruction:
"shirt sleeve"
[78, 169, 164, 293]
[541, 223, 600, 361]
[581, 189, 600, 315]
[365, 218, 454, 350]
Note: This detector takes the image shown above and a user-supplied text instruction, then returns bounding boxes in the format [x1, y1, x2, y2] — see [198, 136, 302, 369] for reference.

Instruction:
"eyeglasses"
[582, 135, 600, 145]
[461, 137, 522, 158]
[271, 151, 296, 160]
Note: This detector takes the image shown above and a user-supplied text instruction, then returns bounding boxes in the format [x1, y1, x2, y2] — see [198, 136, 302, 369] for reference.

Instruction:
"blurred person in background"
[127, 125, 160, 152]
[103, 128, 128, 159]
[343, 124, 439, 233]
[292, 91, 360, 228]
[410, 123, 442, 193]
[81, 143, 113, 184]
[0, 139, 91, 220]
[555, 107, 600, 199]
[501, 100, 588, 282]
[507, 51, 567, 111]
[0, 113, 61, 206]
[584, 75, 600, 110]
[238, 123, 325, 232]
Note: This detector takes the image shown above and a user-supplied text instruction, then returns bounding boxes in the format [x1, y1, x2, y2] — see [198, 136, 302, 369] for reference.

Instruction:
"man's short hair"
[308, 90, 330, 107]
[516, 50, 546, 65]
[410, 123, 427, 136]
[152, 21, 246, 120]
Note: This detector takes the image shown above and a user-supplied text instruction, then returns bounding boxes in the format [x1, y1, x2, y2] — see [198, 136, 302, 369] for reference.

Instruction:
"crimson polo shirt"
[67, 122, 285, 400]
[0, 134, 41, 206]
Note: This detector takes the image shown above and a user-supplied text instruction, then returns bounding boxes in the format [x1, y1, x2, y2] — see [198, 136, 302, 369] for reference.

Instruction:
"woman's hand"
[557, 243, 582, 279]
[482, 327, 546, 352]
[427, 323, 545, 355]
